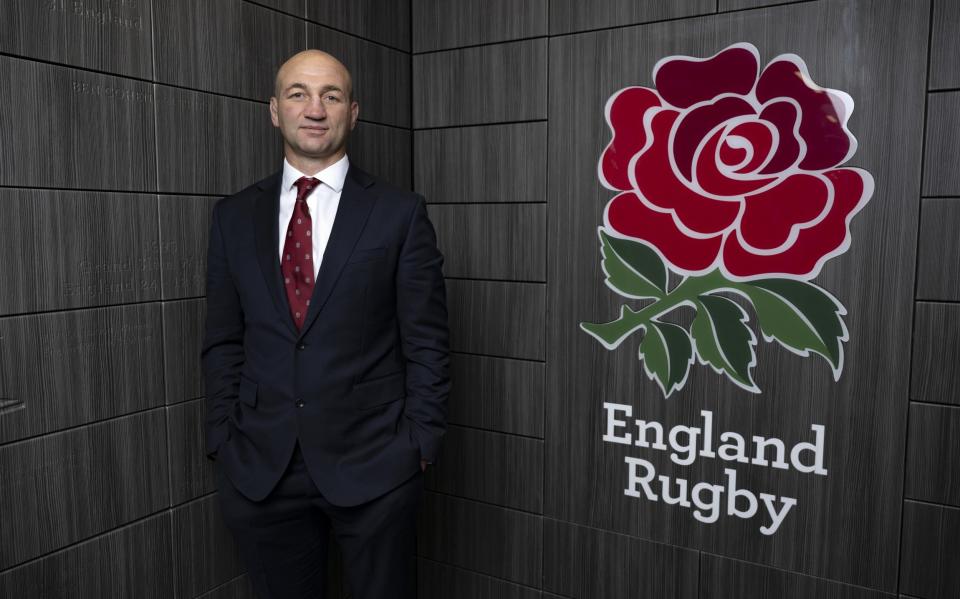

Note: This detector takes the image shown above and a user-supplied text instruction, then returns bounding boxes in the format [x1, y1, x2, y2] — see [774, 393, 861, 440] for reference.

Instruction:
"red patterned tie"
[282, 176, 320, 330]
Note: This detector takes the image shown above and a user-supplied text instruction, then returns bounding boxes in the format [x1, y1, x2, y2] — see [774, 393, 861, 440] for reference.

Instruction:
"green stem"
[581, 270, 729, 348]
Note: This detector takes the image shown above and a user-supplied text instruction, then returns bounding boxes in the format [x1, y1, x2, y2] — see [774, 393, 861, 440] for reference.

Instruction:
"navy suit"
[202, 163, 449, 505]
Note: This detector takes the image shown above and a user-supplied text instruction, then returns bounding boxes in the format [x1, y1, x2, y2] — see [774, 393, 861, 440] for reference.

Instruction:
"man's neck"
[284, 150, 346, 177]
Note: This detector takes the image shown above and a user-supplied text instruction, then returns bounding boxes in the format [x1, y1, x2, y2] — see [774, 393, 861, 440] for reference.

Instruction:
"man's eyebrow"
[282, 83, 345, 95]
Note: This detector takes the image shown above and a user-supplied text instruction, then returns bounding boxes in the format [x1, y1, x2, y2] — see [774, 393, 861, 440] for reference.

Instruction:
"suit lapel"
[253, 171, 299, 337]
[298, 165, 376, 338]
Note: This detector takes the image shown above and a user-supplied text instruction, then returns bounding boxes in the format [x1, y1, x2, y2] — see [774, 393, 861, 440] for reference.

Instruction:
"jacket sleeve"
[396, 196, 450, 463]
[200, 201, 246, 461]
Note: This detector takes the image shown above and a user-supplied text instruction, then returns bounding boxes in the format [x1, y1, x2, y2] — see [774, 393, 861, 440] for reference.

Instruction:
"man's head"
[270, 50, 359, 173]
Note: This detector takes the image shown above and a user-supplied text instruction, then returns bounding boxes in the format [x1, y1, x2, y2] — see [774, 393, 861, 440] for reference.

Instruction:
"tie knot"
[294, 176, 320, 201]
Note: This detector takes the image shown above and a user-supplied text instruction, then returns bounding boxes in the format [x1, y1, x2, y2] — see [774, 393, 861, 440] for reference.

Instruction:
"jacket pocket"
[238, 374, 258, 407]
[351, 371, 404, 410]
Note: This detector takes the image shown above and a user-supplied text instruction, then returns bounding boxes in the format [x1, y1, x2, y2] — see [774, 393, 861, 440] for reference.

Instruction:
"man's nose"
[304, 97, 326, 119]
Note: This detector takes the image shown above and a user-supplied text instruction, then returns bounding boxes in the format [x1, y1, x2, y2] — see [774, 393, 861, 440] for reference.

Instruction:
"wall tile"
[910, 302, 960, 406]
[0, 304, 164, 444]
[349, 122, 412, 190]
[196, 574, 257, 599]
[700, 554, 893, 599]
[906, 402, 960, 506]
[549, 0, 713, 35]
[916, 198, 960, 301]
[930, 0, 960, 89]
[414, 39, 547, 128]
[923, 92, 960, 196]
[446, 280, 545, 360]
[418, 558, 541, 599]
[448, 353, 544, 437]
[719, 0, 799, 11]
[167, 398, 215, 505]
[0, 56, 156, 191]
[159, 196, 217, 300]
[430, 203, 546, 281]
[0, 409, 169, 569]
[418, 492, 542, 586]
[0, 190, 160, 315]
[415, 122, 547, 204]
[155, 85, 279, 195]
[0, 0, 153, 78]
[543, 519, 698, 599]
[412, 0, 547, 52]
[172, 493, 245, 598]
[0, 513, 173, 599]
[900, 500, 960, 599]
[249, 0, 304, 17]
[162, 299, 205, 405]
[307, 0, 410, 51]
[425, 425, 543, 512]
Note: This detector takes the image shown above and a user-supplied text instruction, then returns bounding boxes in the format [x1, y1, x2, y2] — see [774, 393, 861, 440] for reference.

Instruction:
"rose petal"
[719, 144, 747, 167]
[607, 192, 723, 273]
[757, 100, 802, 174]
[722, 169, 869, 279]
[654, 44, 759, 109]
[696, 127, 777, 197]
[738, 174, 828, 251]
[728, 121, 774, 173]
[673, 96, 754, 180]
[634, 111, 741, 235]
[756, 58, 852, 170]
[599, 87, 661, 190]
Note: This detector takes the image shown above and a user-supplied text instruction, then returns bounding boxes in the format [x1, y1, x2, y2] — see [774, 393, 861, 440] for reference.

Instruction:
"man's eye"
[324, 95, 340, 102]
[289, 92, 303, 98]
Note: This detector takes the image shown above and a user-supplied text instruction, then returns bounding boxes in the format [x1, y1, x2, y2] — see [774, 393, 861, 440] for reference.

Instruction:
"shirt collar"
[281, 154, 350, 195]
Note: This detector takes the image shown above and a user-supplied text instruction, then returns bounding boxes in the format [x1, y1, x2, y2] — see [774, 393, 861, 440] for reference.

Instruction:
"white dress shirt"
[277, 155, 350, 278]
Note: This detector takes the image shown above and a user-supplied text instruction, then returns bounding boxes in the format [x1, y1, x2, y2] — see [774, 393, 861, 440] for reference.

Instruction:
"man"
[201, 49, 449, 599]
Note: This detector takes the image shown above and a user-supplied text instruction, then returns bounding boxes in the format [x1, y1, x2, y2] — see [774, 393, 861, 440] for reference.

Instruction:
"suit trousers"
[214, 441, 422, 599]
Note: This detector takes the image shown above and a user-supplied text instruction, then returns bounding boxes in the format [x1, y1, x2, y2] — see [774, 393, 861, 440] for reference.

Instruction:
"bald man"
[202, 50, 449, 599]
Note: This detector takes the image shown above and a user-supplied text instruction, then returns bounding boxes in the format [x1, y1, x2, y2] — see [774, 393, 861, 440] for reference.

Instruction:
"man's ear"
[269, 97, 280, 128]
[350, 100, 359, 130]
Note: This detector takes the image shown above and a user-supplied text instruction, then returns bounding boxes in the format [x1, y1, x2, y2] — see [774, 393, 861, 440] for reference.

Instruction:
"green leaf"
[737, 279, 847, 378]
[639, 320, 693, 397]
[580, 305, 647, 349]
[691, 295, 759, 393]
[599, 228, 666, 299]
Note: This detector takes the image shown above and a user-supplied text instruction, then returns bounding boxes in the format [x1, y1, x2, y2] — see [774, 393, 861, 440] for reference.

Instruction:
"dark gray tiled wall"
[0, 0, 154, 78]
[922, 92, 960, 196]
[413, 39, 548, 128]
[415, 122, 548, 204]
[0, 303, 165, 444]
[0, 410, 170, 570]
[0, 1, 412, 596]
[905, 402, 960, 506]
[916, 199, 960, 301]
[543, 519, 699, 599]
[412, 0, 548, 53]
[900, 500, 960, 599]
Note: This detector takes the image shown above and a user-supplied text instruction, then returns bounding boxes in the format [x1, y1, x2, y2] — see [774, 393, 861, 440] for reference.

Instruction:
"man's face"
[270, 52, 359, 166]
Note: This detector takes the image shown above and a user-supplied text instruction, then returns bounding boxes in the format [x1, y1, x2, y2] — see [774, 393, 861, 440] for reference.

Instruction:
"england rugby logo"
[581, 43, 874, 396]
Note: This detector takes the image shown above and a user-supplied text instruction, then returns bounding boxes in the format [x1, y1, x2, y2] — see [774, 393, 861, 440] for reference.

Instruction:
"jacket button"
[297, 343, 306, 350]
[295, 399, 304, 408]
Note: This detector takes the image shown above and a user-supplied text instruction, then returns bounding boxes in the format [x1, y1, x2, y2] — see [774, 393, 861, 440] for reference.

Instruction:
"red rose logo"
[598, 42, 872, 281]
[582, 43, 873, 396]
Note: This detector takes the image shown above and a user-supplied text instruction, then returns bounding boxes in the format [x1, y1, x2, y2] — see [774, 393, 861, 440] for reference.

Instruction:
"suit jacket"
[201, 163, 449, 506]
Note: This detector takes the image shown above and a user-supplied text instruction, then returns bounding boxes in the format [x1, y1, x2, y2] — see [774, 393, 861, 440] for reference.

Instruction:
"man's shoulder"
[352, 166, 424, 210]
[214, 171, 280, 215]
